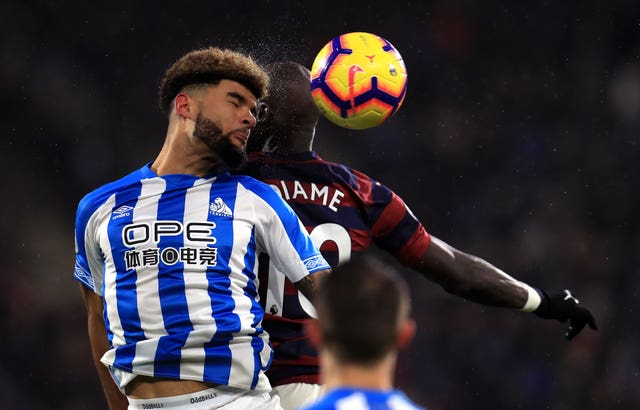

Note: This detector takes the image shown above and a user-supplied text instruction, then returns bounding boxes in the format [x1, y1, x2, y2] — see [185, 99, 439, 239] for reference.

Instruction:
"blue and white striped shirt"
[304, 387, 423, 410]
[74, 164, 329, 392]
[302, 388, 424, 410]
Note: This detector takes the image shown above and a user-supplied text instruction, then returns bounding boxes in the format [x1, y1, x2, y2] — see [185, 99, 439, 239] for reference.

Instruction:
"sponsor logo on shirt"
[210, 197, 233, 217]
[112, 205, 133, 220]
[74, 261, 95, 288]
[303, 255, 329, 270]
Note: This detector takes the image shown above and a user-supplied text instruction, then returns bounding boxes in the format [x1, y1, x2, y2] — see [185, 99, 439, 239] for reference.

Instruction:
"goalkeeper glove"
[534, 289, 597, 340]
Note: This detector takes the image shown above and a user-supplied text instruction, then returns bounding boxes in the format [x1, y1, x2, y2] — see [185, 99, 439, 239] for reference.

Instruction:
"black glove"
[533, 289, 598, 340]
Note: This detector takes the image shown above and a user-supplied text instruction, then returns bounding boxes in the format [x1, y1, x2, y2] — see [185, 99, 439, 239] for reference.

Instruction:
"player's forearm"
[294, 268, 331, 303]
[96, 365, 128, 410]
[88, 315, 129, 410]
[80, 284, 128, 409]
[415, 237, 597, 339]
[448, 250, 531, 308]
[415, 236, 531, 309]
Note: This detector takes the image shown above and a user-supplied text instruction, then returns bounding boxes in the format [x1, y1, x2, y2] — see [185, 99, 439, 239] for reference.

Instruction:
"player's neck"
[321, 352, 396, 392]
[152, 128, 223, 177]
[270, 123, 315, 153]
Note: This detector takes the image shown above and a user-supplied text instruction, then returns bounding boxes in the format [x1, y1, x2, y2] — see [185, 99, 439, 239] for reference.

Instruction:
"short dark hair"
[158, 47, 269, 116]
[315, 255, 411, 364]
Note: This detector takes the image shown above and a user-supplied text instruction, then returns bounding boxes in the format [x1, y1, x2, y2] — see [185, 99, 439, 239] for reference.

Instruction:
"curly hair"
[158, 47, 269, 116]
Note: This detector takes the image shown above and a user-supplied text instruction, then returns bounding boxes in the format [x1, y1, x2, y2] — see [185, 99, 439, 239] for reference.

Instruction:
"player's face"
[192, 112, 246, 169]
[198, 79, 261, 151]
[194, 80, 262, 168]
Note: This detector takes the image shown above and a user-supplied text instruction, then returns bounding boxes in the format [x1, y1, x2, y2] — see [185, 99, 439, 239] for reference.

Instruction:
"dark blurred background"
[1, 1, 638, 409]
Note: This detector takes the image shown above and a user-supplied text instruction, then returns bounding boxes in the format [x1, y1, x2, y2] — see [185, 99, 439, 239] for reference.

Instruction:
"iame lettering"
[271, 180, 345, 212]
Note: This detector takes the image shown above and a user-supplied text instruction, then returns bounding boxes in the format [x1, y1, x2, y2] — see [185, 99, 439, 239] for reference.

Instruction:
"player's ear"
[397, 318, 416, 349]
[304, 319, 323, 348]
[174, 93, 194, 119]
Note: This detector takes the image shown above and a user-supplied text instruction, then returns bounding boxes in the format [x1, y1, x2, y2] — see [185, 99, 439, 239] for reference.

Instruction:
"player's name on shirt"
[267, 180, 345, 212]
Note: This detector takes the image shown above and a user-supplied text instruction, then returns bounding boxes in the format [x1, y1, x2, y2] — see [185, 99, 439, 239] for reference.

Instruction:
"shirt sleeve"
[249, 183, 330, 283]
[73, 193, 110, 295]
[353, 170, 431, 266]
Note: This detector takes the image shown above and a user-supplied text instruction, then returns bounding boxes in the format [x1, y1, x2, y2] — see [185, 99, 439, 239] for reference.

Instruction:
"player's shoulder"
[303, 388, 424, 410]
[305, 154, 375, 190]
[77, 165, 148, 216]
[224, 173, 281, 198]
[243, 151, 386, 192]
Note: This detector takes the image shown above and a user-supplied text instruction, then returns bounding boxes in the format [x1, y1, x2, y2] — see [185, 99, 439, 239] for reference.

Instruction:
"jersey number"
[264, 223, 351, 318]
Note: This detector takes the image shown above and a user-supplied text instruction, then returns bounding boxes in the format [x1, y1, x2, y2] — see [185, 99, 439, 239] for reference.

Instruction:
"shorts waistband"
[127, 387, 225, 409]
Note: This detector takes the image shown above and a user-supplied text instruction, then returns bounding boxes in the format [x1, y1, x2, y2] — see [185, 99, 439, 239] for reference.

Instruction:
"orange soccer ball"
[310, 32, 408, 129]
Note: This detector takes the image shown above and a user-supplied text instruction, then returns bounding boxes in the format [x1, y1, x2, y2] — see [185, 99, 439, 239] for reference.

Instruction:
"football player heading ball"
[241, 58, 597, 410]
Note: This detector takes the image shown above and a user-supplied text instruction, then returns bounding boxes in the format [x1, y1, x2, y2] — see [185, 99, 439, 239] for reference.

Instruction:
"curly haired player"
[74, 49, 330, 410]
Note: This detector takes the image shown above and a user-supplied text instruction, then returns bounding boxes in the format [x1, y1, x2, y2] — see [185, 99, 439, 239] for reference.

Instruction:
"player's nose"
[240, 107, 258, 128]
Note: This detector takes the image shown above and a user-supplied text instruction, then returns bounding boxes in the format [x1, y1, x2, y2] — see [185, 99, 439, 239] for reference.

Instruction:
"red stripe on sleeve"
[394, 224, 431, 266]
[371, 192, 409, 237]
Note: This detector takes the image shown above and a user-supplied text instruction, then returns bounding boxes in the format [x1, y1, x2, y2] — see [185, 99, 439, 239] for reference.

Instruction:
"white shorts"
[127, 385, 282, 410]
[270, 383, 324, 410]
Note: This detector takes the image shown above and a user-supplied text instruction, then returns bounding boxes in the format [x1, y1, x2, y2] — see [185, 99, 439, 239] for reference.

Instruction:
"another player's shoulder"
[223, 173, 283, 202]
[245, 151, 356, 181]
[302, 154, 374, 191]
[242, 151, 391, 199]
[303, 388, 424, 410]
[227, 173, 276, 192]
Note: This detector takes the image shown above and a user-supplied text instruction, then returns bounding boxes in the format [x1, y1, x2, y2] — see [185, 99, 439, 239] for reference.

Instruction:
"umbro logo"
[112, 205, 133, 220]
[209, 197, 233, 217]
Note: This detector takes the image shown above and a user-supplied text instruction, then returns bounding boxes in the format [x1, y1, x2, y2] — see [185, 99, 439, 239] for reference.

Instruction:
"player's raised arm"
[415, 235, 597, 340]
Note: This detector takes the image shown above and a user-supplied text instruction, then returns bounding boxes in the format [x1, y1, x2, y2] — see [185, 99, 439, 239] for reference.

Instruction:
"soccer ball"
[310, 32, 408, 130]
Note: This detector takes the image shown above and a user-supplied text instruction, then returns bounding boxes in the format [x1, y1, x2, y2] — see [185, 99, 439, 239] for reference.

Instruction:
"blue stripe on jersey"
[242, 230, 263, 327]
[110, 184, 145, 372]
[206, 180, 241, 333]
[366, 175, 394, 221]
[203, 180, 237, 383]
[250, 332, 265, 389]
[242, 229, 266, 389]
[153, 184, 193, 377]
[101, 272, 114, 346]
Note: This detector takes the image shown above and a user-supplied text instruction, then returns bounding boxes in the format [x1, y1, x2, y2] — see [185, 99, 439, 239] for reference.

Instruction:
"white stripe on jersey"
[336, 392, 368, 410]
[315, 390, 423, 410]
[131, 177, 167, 376]
[388, 394, 423, 410]
[181, 177, 218, 380]
[228, 182, 262, 388]
[252, 186, 315, 284]
[82, 196, 112, 296]
[98, 193, 126, 350]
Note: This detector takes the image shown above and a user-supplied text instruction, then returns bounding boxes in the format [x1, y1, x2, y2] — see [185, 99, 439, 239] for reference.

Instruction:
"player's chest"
[97, 186, 256, 261]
